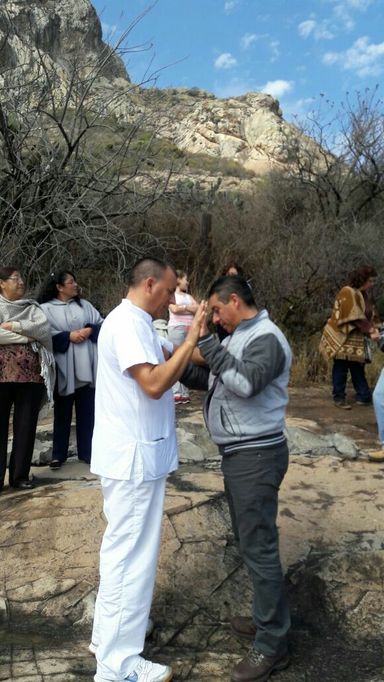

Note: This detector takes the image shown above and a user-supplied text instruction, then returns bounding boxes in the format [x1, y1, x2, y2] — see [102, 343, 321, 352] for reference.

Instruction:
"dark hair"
[127, 258, 176, 288]
[221, 261, 245, 278]
[37, 270, 81, 304]
[348, 265, 377, 289]
[208, 275, 255, 307]
[0, 266, 20, 281]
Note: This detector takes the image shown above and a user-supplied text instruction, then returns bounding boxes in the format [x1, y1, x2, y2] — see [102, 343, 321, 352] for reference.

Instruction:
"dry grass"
[290, 337, 384, 387]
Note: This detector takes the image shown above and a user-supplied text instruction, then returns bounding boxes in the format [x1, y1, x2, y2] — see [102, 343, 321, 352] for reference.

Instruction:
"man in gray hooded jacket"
[182, 275, 292, 682]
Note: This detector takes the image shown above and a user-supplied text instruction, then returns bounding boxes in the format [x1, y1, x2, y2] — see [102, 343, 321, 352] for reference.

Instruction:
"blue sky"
[91, 0, 384, 122]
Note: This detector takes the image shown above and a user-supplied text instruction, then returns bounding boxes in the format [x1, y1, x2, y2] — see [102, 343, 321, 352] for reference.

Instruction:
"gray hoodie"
[197, 309, 292, 450]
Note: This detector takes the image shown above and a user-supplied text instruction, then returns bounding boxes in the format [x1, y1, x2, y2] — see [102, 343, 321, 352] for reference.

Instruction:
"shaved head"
[127, 258, 176, 289]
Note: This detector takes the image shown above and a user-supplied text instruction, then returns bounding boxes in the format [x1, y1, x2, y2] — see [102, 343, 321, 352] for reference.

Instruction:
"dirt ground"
[287, 384, 380, 450]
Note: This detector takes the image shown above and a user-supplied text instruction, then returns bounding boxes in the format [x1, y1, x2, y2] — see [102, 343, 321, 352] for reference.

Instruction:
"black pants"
[0, 382, 44, 488]
[52, 385, 95, 463]
[222, 442, 290, 657]
[332, 359, 371, 403]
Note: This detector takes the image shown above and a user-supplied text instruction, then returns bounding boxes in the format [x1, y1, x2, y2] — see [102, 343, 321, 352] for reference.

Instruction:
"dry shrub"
[289, 335, 329, 387]
[290, 337, 384, 389]
[365, 348, 384, 385]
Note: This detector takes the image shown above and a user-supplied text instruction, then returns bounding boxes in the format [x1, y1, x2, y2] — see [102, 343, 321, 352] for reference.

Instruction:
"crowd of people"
[0, 259, 383, 682]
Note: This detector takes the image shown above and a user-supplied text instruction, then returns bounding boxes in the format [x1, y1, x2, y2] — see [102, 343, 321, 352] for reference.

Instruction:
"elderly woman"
[38, 271, 103, 468]
[0, 267, 55, 490]
[320, 265, 379, 409]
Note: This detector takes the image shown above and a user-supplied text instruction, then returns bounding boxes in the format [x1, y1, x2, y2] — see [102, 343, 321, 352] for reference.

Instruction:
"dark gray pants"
[221, 442, 290, 657]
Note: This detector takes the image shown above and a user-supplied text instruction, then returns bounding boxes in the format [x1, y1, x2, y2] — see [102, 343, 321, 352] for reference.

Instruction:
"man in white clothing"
[90, 258, 206, 682]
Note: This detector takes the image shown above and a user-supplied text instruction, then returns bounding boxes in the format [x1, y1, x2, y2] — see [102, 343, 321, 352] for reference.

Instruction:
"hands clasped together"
[185, 300, 208, 347]
[69, 327, 92, 344]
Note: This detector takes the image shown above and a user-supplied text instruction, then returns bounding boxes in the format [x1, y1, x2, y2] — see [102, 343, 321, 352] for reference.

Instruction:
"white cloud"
[323, 36, 384, 76]
[260, 79, 294, 98]
[224, 0, 239, 13]
[214, 52, 238, 70]
[332, 4, 356, 30]
[240, 33, 257, 50]
[282, 96, 317, 120]
[214, 77, 255, 98]
[330, 0, 374, 31]
[335, 0, 373, 9]
[270, 40, 280, 62]
[298, 19, 335, 40]
[298, 20, 316, 38]
[101, 22, 118, 38]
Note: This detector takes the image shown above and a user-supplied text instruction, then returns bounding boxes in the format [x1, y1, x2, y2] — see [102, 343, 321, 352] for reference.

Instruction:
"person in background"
[319, 265, 379, 409]
[167, 270, 198, 404]
[221, 261, 245, 278]
[0, 266, 55, 490]
[90, 258, 206, 682]
[37, 271, 103, 469]
[368, 325, 384, 462]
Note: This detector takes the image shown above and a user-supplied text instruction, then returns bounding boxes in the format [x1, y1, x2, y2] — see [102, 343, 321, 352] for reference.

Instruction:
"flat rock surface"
[0, 387, 383, 681]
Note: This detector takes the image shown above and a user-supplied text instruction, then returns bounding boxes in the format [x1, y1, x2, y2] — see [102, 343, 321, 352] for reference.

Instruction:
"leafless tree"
[0, 14, 178, 296]
[288, 87, 384, 223]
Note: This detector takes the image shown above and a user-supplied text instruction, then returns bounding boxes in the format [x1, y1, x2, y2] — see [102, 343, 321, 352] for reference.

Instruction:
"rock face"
[131, 88, 306, 173]
[0, 0, 314, 176]
[0, 0, 128, 81]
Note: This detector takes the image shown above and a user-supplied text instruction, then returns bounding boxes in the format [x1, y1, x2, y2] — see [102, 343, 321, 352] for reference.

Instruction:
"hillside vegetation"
[1, 1, 384, 382]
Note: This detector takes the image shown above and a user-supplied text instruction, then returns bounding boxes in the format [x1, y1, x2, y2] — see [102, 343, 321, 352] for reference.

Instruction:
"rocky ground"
[0, 386, 383, 681]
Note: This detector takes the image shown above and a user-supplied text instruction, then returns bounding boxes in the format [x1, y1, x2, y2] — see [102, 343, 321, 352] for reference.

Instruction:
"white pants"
[92, 473, 167, 680]
[373, 368, 384, 445]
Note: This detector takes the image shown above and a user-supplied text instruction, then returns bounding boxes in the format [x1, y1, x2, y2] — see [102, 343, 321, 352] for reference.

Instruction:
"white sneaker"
[93, 657, 173, 682]
[89, 618, 155, 655]
[125, 657, 173, 682]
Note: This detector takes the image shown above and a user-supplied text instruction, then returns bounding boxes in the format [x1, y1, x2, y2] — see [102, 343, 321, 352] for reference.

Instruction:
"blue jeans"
[221, 442, 290, 657]
[167, 325, 190, 398]
[373, 369, 384, 444]
[332, 359, 371, 403]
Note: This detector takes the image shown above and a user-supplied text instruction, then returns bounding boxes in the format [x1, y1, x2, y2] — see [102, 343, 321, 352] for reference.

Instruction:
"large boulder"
[0, 0, 127, 80]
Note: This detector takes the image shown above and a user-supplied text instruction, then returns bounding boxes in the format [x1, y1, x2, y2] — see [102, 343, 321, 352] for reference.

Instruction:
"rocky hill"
[0, 0, 127, 80]
[0, 0, 313, 178]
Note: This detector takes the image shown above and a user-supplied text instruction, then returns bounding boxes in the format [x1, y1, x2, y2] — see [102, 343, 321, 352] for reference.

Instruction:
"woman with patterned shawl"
[0, 266, 55, 490]
[319, 265, 379, 409]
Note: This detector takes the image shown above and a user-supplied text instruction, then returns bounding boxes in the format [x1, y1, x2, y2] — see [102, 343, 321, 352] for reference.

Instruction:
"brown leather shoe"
[231, 649, 290, 682]
[230, 616, 257, 640]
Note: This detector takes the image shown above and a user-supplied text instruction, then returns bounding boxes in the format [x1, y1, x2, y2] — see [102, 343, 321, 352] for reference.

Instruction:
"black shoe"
[49, 459, 62, 470]
[11, 480, 35, 490]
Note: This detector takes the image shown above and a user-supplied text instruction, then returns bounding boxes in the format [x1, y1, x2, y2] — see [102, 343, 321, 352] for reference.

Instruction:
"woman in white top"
[38, 271, 103, 468]
[168, 271, 198, 403]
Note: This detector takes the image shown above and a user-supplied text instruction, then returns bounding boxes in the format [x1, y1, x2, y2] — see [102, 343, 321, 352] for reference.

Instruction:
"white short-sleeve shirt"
[90, 299, 178, 481]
